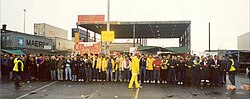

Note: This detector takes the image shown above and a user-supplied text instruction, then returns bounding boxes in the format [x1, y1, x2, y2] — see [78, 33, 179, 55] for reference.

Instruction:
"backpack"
[234, 60, 240, 68]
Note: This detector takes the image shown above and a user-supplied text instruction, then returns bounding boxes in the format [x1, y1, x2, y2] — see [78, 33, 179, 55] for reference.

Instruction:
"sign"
[44, 46, 52, 49]
[101, 31, 115, 42]
[17, 37, 25, 47]
[17, 36, 50, 48]
[74, 32, 80, 43]
[26, 39, 49, 47]
[78, 15, 105, 23]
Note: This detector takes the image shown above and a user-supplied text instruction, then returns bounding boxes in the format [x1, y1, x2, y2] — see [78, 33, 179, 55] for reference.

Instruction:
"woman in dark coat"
[71, 57, 78, 81]
[29, 57, 38, 81]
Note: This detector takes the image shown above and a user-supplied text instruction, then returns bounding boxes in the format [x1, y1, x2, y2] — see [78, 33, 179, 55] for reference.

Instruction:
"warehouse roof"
[77, 21, 191, 38]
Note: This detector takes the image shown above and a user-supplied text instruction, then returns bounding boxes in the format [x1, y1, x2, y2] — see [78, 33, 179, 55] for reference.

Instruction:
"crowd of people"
[1, 53, 238, 89]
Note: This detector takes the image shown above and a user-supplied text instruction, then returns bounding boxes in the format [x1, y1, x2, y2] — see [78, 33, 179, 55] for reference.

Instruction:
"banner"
[74, 42, 102, 55]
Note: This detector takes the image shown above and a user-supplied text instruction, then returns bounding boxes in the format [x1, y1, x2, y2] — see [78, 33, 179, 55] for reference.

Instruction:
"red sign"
[78, 15, 105, 23]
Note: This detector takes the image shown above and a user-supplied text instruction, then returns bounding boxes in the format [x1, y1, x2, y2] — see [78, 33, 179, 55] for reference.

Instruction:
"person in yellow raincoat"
[96, 54, 102, 81]
[128, 53, 140, 89]
[146, 55, 154, 83]
[100, 55, 107, 81]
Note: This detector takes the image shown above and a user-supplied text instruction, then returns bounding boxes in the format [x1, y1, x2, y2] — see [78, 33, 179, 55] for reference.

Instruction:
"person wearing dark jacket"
[177, 58, 186, 85]
[50, 56, 57, 81]
[193, 56, 201, 85]
[212, 55, 221, 85]
[185, 57, 193, 85]
[57, 56, 64, 81]
[7, 56, 14, 81]
[29, 57, 37, 81]
[85, 56, 92, 82]
[21, 56, 28, 82]
[139, 54, 147, 83]
[37, 54, 45, 81]
[207, 55, 214, 84]
[72, 56, 78, 81]
[227, 55, 237, 89]
[168, 56, 176, 84]
[77, 57, 85, 81]
[200, 57, 210, 84]
[44, 56, 51, 81]
[219, 56, 227, 84]
[13, 56, 24, 87]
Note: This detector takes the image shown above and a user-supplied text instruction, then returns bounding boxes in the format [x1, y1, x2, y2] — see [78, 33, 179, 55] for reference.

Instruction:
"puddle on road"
[163, 95, 182, 99]
[205, 92, 222, 95]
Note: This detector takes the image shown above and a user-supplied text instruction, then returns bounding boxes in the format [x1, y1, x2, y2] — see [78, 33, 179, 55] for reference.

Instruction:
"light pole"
[23, 9, 26, 33]
[107, 0, 110, 31]
[105, 0, 110, 55]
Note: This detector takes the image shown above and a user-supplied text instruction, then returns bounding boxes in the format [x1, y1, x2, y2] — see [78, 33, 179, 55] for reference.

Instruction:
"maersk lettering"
[26, 39, 49, 47]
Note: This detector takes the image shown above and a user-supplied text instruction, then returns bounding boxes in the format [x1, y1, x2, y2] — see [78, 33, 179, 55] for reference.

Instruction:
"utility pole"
[23, 9, 26, 33]
[105, 0, 110, 55]
[209, 22, 211, 52]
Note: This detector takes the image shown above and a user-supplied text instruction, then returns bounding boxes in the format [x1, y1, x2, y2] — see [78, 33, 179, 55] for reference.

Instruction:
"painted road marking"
[135, 88, 140, 99]
[16, 81, 58, 99]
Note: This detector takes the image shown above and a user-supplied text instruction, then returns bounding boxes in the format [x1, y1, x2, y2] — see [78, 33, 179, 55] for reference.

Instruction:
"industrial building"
[238, 32, 250, 50]
[77, 20, 191, 54]
[1, 24, 74, 55]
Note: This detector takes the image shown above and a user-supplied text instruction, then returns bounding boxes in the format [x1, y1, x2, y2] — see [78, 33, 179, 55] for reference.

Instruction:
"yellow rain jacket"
[119, 57, 124, 71]
[97, 58, 102, 71]
[147, 58, 154, 70]
[101, 58, 107, 72]
[131, 56, 139, 75]
[114, 57, 124, 71]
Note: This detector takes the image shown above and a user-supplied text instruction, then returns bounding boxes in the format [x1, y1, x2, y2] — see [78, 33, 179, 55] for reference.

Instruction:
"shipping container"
[34, 23, 68, 39]
[1, 32, 53, 50]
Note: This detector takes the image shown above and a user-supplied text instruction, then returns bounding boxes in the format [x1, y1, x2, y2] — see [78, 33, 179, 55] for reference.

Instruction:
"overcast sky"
[1, 0, 249, 51]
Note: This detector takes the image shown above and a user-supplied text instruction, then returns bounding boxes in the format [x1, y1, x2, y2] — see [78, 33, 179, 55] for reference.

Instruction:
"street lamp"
[23, 9, 26, 33]
[105, 0, 110, 55]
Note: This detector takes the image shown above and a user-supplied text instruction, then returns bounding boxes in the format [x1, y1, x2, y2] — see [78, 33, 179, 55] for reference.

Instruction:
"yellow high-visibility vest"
[147, 58, 154, 70]
[229, 59, 236, 72]
[161, 59, 168, 69]
[13, 59, 24, 72]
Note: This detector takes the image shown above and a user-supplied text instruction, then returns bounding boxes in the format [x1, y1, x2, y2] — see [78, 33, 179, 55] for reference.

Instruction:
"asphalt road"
[1, 75, 249, 99]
